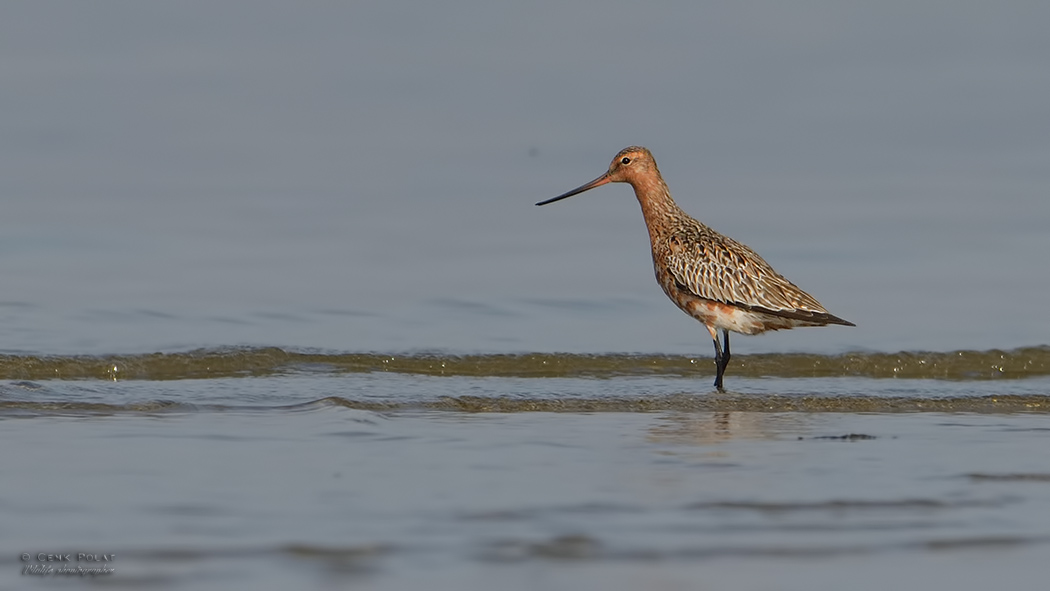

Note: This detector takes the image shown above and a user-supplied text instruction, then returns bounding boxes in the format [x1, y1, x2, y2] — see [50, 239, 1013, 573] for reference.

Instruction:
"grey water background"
[2, 2, 1050, 590]
[4, 1, 1048, 355]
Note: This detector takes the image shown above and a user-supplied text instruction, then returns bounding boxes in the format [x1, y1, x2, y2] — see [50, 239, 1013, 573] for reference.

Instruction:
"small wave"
[0, 399, 197, 417]
[0, 346, 1047, 381]
[4, 394, 1047, 416]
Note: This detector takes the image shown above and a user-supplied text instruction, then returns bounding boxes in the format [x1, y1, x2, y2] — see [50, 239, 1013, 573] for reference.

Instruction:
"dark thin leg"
[722, 329, 731, 370]
[712, 329, 731, 390]
[712, 334, 725, 390]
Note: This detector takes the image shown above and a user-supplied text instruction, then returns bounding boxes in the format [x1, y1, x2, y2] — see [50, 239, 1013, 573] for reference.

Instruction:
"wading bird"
[537, 147, 854, 390]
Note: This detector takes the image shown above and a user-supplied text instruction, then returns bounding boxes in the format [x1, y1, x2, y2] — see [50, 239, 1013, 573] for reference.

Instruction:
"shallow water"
[3, 354, 1050, 589]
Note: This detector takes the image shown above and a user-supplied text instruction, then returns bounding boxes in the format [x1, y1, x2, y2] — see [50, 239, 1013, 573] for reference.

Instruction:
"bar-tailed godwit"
[537, 146, 854, 390]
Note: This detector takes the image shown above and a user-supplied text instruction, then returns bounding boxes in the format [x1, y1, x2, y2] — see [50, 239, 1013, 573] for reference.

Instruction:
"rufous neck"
[630, 176, 682, 239]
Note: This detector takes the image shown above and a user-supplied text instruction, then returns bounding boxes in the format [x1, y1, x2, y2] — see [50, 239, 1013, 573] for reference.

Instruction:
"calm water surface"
[2, 362, 1050, 589]
[2, 2, 1049, 356]
[2, 2, 1049, 589]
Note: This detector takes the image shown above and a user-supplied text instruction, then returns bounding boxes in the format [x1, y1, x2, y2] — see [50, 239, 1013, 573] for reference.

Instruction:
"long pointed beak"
[536, 173, 612, 206]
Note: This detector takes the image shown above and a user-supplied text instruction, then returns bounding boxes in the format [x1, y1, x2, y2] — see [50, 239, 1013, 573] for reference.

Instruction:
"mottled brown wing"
[661, 226, 831, 316]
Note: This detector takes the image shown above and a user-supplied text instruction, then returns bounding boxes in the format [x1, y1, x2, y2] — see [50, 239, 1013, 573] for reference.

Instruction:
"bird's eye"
[621, 157, 631, 165]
